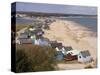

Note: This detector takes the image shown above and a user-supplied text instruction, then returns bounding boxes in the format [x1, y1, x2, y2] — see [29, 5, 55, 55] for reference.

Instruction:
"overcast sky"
[12, 2, 97, 15]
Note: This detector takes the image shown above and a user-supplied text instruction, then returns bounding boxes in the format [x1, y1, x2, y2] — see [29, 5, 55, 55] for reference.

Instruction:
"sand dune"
[44, 19, 97, 59]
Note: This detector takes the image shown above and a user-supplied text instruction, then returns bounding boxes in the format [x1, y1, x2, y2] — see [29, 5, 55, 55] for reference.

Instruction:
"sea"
[16, 17, 97, 32]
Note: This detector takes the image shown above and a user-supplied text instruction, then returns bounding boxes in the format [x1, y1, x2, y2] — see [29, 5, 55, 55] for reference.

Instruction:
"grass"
[16, 24, 28, 32]
[16, 45, 57, 72]
[16, 24, 34, 32]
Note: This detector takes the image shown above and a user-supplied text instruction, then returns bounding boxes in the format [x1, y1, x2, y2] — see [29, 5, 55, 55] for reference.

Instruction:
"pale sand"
[57, 60, 97, 70]
[57, 63, 85, 70]
[43, 19, 97, 69]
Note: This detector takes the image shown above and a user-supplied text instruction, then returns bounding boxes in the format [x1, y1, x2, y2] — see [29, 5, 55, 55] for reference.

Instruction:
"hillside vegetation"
[16, 45, 57, 72]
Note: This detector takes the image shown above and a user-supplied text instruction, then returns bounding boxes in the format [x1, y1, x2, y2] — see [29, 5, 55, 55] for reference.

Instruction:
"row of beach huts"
[16, 23, 93, 63]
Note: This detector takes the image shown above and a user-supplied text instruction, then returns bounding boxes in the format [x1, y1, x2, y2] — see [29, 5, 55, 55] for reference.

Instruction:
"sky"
[12, 2, 97, 15]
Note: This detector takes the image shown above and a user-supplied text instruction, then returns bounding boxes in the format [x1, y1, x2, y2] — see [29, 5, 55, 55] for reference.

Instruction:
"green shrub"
[16, 45, 56, 72]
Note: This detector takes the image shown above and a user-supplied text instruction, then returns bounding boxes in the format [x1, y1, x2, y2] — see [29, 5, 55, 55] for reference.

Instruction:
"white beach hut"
[78, 50, 93, 63]
[66, 50, 80, 56]
[35, 38, 49, 46]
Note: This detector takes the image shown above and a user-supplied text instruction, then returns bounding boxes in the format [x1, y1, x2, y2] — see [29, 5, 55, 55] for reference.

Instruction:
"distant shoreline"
[16, 16, 97, 33]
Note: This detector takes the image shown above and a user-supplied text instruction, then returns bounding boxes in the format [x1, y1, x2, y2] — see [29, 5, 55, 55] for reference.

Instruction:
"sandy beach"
[43, 19, 97, 69]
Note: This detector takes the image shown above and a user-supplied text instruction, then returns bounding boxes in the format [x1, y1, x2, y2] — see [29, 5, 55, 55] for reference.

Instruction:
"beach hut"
[66, 50, 80, 56]
[55, 51, 64, 61]
[18, 32, 32, 44]
[33, 28, 44, 36]
[19, 32, 29, 39]
[64, 50, 80, 61]
[30, 35, 36, 44]
[29, 28, 35, 31]
[78, 50, 93, 63]
[34, 38, 49, 46]
[64, 46, 73, 52]
[55, 46, 63, 51]
[55, 42, 63, 50]
[62, 46, 73, 55]
[50, 41, 58, 48]
[18, 38, 32, 44]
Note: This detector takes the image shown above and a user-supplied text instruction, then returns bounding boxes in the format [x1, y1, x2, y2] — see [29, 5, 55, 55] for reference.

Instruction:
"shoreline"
[43, 19, 97, 70]
[44, 19, 97, 59]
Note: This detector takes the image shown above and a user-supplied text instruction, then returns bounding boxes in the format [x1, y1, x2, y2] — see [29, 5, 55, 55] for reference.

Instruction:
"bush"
[84, 64, 93, 69]
[16, 49, 32, 72]
[16, 45, 56, 72]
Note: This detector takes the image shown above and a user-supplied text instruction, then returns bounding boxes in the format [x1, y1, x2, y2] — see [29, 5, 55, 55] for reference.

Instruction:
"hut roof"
[56, 51, 63, 55]
[19, 33, 29, 39]
[50, 41, 57, 43]
[32, 28, 44, 35]
[64, 46, 73, 51]
[67, 50, 80, 56]
[80, 50, 91, 57]
[50, 42, 62, 48]
[19, 38, 32, 44]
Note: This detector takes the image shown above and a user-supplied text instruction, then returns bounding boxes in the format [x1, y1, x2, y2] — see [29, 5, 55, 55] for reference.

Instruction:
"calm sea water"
[16, 17, 34, 25]
[62, 17, 97, 32]
[16, 17, 97, 32]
